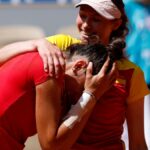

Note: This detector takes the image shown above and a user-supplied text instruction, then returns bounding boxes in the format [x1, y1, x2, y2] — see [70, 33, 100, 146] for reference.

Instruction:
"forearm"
[0, 39, 38, 66]
[36, 59, 116, 149]
[129, 143, 148, 150]
[126, 98, 148, 150]
[55, 92, 96, 149]
[37, 92, 96, 150]
[39, 115, 92, 150]
[55, 109, 92, 150]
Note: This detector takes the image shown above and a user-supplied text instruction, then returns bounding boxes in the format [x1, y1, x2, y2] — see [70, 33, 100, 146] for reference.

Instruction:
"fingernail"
[44, 69, 48, 73]
[49, 72, 53, 77]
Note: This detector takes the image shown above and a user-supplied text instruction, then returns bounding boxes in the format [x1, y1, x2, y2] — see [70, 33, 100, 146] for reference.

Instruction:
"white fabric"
[63, 92, 95, 128]
[75, 0, 121, 20]
[144, 94, 150, 149]
[121, 95, 150, 150]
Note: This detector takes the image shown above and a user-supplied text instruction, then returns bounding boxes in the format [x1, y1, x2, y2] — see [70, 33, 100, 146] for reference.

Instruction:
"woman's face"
[76, 5, 120, 45]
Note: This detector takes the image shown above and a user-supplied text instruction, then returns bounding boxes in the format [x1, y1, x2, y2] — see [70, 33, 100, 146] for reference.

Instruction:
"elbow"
[40, 143, 54, 150]
[39, 135, 56, 150]
[39, 138, 71, 150]
[40, 142, 69, 150]
[39, 140, 56, 150]
[38, 127, 73, 150]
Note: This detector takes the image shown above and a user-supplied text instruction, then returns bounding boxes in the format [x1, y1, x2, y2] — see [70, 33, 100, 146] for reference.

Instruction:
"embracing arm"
[0, 38, 65, 77]
[0, 40, 37, 66]
[126, 98, 148, 150]
[36, 60, 117, 150]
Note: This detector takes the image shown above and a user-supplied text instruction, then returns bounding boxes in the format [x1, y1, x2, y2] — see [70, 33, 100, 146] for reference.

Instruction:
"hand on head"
[84, 58, 118, 101]
[36, 39, 66, 78]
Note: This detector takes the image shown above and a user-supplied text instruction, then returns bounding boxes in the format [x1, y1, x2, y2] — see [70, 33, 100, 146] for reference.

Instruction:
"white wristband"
[63, 92, 96, 129]
[83, 90, 97, 102]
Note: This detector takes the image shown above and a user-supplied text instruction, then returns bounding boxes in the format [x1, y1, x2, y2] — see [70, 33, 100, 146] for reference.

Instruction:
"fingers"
[108, 62, 118, 78]
[85, 62, 93, 79]
[98, 57, 110, 76]
[96, 60, 117, 87]
[107, 62, 118, 85]
[50, 45, 66, 78]
[46, 53, 65, 78]
[47, 55, 54, 77]
[41, 52, 54, 77]
[39, 42, 66, 78]
[57, 51, 66, 73]
[109, 62, 117, 76]
[84, 60, 118, 101]
[42, 55, 48, 73]
[53, 55, 62, 78]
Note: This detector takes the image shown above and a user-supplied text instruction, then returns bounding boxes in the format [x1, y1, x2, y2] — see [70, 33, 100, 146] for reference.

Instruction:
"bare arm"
[36, 60, 117, 150]
[126, 98, 148, 150]
[0, 40, 37, 66]
[0, 38, 65, 77]
[36, 79, 94, 150]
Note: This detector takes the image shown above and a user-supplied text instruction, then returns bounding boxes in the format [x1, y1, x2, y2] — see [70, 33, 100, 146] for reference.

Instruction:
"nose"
[82, 19, 91, 30]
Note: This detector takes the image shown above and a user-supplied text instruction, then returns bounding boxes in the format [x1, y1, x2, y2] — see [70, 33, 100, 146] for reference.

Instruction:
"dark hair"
[66, 41, 125, 75]
[109, 0, 129, 56]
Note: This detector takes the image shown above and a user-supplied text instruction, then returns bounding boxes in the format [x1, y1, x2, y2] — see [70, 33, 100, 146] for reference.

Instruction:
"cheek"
[94, 26, 102, 35]
[95, 24, 113, 41]
[93, 22, 104, 32]
[76, 16, 82, 31]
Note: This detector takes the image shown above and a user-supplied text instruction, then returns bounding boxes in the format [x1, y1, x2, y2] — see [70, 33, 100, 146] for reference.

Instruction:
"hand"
[36, 39, 66, 78]
[84, 58, 117, 101]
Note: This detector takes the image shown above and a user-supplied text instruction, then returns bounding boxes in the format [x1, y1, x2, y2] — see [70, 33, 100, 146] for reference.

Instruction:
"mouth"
[80, 32, 100, 44]
[80, 32, 91, 39]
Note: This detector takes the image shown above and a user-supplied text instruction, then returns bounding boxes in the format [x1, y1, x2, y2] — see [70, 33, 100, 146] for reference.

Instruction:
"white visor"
[75, 0, 121, 20]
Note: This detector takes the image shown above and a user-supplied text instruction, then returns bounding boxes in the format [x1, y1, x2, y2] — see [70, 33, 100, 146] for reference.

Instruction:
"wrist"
[24, 40, 38, 52]
[83, 90, 97, 102]
[63, 92, 96, 129]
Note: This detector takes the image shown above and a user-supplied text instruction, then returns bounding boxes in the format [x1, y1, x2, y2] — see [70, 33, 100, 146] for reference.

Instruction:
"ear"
[72, 60, 88, 76]
[112, 19, 122, 31]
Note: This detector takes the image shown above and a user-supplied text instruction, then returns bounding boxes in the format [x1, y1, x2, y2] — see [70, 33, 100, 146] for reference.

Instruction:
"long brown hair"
[111, 0, 129, 41]
[108, 0, 129, 58]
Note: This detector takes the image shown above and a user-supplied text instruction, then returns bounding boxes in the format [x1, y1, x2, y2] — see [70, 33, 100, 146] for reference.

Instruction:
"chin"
[80, 36, 88, 43]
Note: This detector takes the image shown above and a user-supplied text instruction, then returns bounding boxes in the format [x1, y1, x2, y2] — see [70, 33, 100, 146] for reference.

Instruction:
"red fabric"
[71, 69, 134, 150]
[0, 52, 49, 149]
[0, 127, 24, 150]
